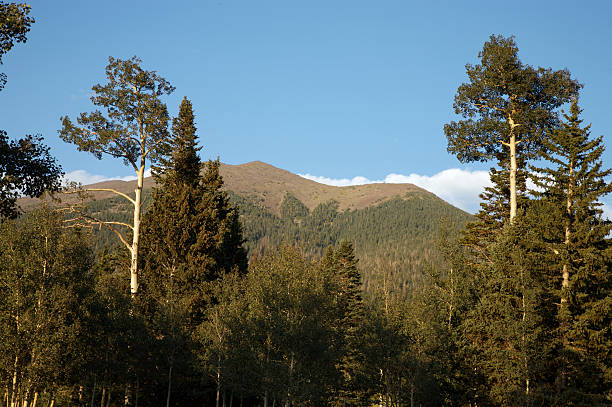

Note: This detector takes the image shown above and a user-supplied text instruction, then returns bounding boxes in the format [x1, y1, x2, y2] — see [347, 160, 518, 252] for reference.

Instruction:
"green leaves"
[445, 34, 580, 164]
[0, 131, 62, 219]
[59, 56, 174, 170]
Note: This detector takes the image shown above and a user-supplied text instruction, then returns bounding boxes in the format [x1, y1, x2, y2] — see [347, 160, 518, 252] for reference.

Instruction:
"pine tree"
[531, 99, 612, 404]
[139, 97, 247, 405]
[445, 34, 580, 222]
[322, 241, 367, 406]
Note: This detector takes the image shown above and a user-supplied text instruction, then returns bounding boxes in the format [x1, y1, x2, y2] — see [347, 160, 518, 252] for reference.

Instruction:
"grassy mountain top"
[22, 160, 440, 215]
[220, 161, 433, 214]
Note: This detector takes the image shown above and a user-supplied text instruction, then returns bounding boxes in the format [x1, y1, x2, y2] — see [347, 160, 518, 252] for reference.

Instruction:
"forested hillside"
[79, 171, 471, 297]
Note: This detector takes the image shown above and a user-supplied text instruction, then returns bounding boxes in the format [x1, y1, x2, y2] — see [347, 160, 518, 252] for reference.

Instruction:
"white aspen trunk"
[216, 363, 221, 407]
[10, 356, 18, 407]
[286, 354, 294, 407]
[561, 161, 574, 301]
[166, 363, 172, 407]
[410, 383, 414, 407]
[263, 390, 268, 407]
[49, 395, 55, 407]
[90, 376, 97, 407]
[509, 132, 518, 222]
[130, 165, 145, 297]
[559, 160, 574, 391]
[100, 388, 106, 407]
[31, 392, 37, 407]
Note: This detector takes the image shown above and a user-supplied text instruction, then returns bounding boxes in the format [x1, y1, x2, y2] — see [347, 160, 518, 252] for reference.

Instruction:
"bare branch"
[84, 188, 136, 206]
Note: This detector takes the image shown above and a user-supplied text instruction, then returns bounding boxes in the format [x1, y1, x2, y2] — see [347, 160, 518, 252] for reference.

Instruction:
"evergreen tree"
[445, 34, 580, 222]
[322, 241, 367, 406]
[532, 99, 612, 404]
[139, 97, 247, 405]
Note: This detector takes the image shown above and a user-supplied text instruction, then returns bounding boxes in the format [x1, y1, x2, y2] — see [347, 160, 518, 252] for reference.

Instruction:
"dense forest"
[1, 3, 610, 406]
[85, 186, 471, 298]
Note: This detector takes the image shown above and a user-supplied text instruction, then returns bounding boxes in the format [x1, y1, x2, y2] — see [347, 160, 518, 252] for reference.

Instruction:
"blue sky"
[2, 1, 611, 212]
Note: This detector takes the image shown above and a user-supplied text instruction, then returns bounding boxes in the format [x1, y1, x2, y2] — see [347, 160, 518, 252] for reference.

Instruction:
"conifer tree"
[531, 99, 612, 403]
[445, 34, 580, 222]
[322, 241, 367, 406]
[139, 97, 247, 405]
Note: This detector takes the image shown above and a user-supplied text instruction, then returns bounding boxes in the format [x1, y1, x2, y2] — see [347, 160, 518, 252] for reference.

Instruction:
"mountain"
[21, 161, 472, 297]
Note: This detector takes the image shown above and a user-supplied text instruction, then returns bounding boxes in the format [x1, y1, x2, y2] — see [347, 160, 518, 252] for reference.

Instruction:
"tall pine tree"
[322, 241, 367, 406]
[531, 99, 612, 404]
[139, 97, 247, 406]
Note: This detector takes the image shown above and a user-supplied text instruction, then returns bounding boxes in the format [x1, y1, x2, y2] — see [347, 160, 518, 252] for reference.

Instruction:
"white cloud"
[299, 168, 492, 213]
[601, 202, 612, 221]
[63, 169, 152, 186]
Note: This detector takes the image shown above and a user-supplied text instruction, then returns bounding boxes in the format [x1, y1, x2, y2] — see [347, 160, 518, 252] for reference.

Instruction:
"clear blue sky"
[2, 0, 611, 211]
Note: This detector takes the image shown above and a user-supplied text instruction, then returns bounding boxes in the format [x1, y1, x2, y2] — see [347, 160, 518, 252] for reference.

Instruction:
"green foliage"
[279, 192, 309, 222]
[0, 3, 62, 220]
[0, 207, 97, 405]
[200, 246, 341, 406]
[233, 191, 471, 297]
[138, 100, 247, 405]
[0, 131, 63, 219]
[0, 1, 35, 91]
[445, 34, 580, 165]
[531, 99, 612, 404]
[322, 242, 368, 406]
[59, 56, 174, 169]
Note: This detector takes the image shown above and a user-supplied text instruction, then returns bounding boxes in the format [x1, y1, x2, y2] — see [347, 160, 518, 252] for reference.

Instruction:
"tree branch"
[76, 188, 137, 206]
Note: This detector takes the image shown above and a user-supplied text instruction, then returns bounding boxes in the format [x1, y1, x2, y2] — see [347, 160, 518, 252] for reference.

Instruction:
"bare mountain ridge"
[51, 161, 446, 214]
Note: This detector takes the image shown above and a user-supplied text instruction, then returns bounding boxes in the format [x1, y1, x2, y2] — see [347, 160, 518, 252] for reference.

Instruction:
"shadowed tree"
[139, 97, 247, 406]
[531, 99, 612, 404]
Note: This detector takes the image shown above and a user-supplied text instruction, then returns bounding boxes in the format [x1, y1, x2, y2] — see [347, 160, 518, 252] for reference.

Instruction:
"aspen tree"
[60, 56, 174, 297]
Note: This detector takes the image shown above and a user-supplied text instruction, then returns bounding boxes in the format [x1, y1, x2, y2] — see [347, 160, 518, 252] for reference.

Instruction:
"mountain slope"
[20, 161, 472, 296]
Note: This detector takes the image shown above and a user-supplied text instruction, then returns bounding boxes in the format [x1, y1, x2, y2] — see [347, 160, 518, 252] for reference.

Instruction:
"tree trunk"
[215, 362, 221, 407]
[508, 132, 518, 222]
[90, 376, 97, 407]
[130, 165, 144, 297]
[558, 159, 574, 392]
[32, 392, 37, 407]
[286, 354, 294, 407]
[166, 362, 172, 407]
[79, 385, 84, 407]
[10, 359, 18, 407]
[100, 388, 106, 407]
